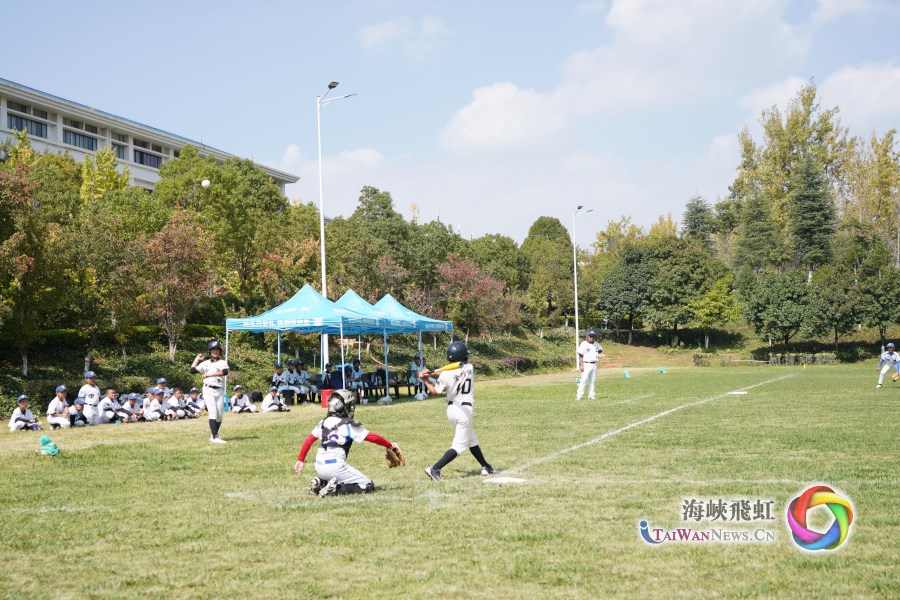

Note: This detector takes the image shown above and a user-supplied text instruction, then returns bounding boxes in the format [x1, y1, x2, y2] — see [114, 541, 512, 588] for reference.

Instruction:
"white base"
[376, 396, 392, 405]
[414, 393, 428, 401]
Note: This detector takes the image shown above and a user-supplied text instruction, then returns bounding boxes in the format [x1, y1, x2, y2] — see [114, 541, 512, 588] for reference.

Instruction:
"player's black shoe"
[424, 467, 442, 482]
[481, 465, 498, 476]
[318, 478, 339, 497]
[309, 477, 323, 495]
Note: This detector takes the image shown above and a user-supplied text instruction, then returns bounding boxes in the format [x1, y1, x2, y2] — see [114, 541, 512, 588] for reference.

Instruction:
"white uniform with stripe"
[298, 370, 317, 395]
[8, 407, 36, 431]
[261, 392, 282, 412]
[144, 398, 164, 421]
[78, 384, 102, 425]
[166, 397, 186, 419]
[434, 364, 480, 454]
[230, 393, 256, 413]
[98, 396, 122, 424]
[312, 416, 371, 485]
[47, 397, 70, 428]
[878, 350, 900, 385]
[195, 358, 229, 421]
[576, 340, 603, 400]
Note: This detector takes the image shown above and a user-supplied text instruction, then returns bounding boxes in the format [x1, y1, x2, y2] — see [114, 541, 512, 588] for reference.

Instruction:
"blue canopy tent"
[335, 290, 418, 402]
[373, 294, 453, 377]
[225, 284, 381, 389]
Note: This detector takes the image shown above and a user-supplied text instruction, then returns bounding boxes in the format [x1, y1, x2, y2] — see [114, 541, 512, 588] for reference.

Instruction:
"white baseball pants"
[878, 364, 896, 385]
[204, 387, 225, 422]
[315, 457, 371, 486]
[47, 416, 70, 428]
[447, 404, 480, 454]
[577, 363, 597, 400]
[83, 404, 100, 425]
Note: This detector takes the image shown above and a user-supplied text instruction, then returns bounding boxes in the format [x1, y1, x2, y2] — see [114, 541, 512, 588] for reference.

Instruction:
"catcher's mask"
[327, 389, 356, 419]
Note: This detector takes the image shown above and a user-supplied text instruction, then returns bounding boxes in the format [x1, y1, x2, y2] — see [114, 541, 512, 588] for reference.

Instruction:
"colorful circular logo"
[786, 485, 854, 550]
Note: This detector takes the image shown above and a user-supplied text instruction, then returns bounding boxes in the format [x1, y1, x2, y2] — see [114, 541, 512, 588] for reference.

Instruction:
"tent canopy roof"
[373, 294, 453, 332]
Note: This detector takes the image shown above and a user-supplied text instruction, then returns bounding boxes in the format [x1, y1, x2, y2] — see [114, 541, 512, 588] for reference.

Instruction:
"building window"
[151, 143, 162, 153]
[112, 132, 128, 143]
[173, 149, 180, 158]
[64, 129, 97, 151]
[133, 138, 149, 149]
[63, 117, 82, 129]
[84, 124, 98, 134]
[134, 149, 162, 169]
[7, 100, 28, 113]
[32, 108, 48, 120]
[8, 114, 48, 138]
[113, 143, 127, 160]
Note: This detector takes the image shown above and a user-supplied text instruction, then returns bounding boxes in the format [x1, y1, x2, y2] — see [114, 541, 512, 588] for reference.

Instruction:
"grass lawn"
[1, 364, 898, 599]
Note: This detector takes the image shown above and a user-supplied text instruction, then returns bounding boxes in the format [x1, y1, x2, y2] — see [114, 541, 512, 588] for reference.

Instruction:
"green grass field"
[1, 365, 898, 599]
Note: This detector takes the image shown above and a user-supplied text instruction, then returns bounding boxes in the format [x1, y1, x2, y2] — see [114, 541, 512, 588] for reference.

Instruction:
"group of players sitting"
[8, 356, 431, 433]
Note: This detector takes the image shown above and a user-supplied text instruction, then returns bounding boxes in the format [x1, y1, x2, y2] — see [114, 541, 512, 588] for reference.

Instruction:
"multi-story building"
[0, 77, 298, 192]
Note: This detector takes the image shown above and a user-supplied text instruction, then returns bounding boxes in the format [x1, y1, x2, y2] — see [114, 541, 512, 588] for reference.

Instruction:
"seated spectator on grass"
[47, 386, 71, 429]
[230, 385, 256, 413]
[144, 389, 164, 421]
[172, 387, 198, 419]
[271, 363, 288, 392]
[99, 388, 127, 424]
[121, 393, 145, 422]
[165, 388, 187, 420]
[9, 394, 41, 432]
[69, 397, 90, 427]
[262, 386, 291, 412]
[187, 387, 205, 413]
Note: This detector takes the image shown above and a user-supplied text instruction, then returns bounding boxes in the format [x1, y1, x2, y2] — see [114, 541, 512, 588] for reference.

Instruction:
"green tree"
[597, 242, 654, 344]
[805, 265, 861, 350]
[733, 187, 781, 272]
[682, 196, 715, 249]
[789, 155, 836, 273]
[520, 217, 573, 326]
[859, 267, 900, 345]
[470, 233, 528, 291]
[688, 275, 741, 349]
[80, 147, 129, 205]
[740, 269, 811, 348]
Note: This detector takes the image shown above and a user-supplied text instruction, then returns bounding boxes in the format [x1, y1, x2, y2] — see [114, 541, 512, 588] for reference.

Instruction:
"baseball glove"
[385, 444, 406, 468]
[891, 373, 899, 382]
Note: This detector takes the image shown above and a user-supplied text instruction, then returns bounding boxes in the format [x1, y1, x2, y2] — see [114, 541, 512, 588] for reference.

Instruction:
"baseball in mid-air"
[201, 179, 211, 188]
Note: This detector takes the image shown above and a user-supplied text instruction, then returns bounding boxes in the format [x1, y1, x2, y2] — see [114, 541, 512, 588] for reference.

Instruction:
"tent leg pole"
[277, 332, 281, 364]
[340, 320, 346, 388]
[224, 330, 230, 394]
[383, 328, 390, 400]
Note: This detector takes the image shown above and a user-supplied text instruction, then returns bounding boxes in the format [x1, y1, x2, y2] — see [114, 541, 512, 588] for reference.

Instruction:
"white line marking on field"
[605, 392, 654, 407]
[484, 477, 529, 484]
[505, 372, 799, 476]
[727, 391, 748, 395]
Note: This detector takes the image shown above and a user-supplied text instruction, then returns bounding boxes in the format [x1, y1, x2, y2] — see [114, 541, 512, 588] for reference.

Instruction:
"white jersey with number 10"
[435, 364, 474, 407]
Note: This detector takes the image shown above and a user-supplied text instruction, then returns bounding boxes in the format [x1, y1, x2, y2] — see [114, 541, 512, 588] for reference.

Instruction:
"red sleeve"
[297, 434, 317, 462]
[364, 432, 393, 449]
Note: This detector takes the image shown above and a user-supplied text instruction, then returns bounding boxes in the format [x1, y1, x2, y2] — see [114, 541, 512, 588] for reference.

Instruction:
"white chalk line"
[604, 392, 654, 407]
[504, 372, 799, 476]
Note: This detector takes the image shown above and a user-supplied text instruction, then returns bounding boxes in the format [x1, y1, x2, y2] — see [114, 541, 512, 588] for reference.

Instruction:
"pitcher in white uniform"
[576, 330, 603, 401]
[876, 342, 900, 388]
[191, 340, 229, 443]
[420, 341, 496, 481]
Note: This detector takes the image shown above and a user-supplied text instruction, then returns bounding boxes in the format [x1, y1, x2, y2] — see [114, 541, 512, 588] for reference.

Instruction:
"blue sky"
[4, 0, 900, 247]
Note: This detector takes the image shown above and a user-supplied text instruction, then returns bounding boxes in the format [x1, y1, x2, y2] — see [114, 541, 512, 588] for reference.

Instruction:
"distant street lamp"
[316, 81, 356, 368]
[572, 205, 593, 368]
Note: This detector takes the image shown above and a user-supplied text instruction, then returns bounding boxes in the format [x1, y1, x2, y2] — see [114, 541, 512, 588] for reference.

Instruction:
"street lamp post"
[316, 81, 356, 369]
[572, 205, 593, 368]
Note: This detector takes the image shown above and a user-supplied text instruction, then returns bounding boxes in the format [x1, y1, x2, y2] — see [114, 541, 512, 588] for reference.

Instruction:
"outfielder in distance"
[294, 389, 405, 497]
[191, 340, 229, 443]
[420, 341, 497, 481]
[876, 342, 900, 389]
[577, 330, 603, 401]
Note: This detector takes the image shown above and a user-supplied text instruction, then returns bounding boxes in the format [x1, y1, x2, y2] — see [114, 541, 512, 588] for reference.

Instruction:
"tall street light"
[316, 81, 356, 368]
[572, 205, 593, 368]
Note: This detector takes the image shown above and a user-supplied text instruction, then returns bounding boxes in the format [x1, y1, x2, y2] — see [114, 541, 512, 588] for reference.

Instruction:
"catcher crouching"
[294, 389, 405, 497]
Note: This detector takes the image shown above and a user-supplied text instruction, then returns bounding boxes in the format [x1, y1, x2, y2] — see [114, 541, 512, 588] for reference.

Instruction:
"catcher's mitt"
[385, 444, 406, 468]
[891, 372, 899, 382]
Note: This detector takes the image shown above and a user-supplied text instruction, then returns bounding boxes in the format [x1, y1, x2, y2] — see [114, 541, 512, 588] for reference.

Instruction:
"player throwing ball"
[191, 340, 229, 443]
[876, 342, 900, 389]
[420, 341, 496, 481]
[293, 390, 405, 497]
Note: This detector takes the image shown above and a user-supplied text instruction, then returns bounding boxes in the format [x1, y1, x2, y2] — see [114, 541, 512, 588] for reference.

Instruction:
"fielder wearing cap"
[876, 342, 900, 389]
[79, 371, 102, 426]
[576, 330, 603, 401]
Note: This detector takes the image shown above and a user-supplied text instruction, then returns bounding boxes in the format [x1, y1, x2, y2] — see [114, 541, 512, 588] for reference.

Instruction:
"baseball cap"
[84, 371, 96, 379]
[189, 387, 199, 393]
[17, 394, 29, 402]
[153, 387, 163, 395]
[55, 385, 67, 393]
[156, 377, 167, 385]
[269, 386, 277, 392]
[888, 343, 896, 349]
[587, 330, 597, 337]
[146, 387, 155, 394]
[234, 384, 243, 390]
[74, 397, 85, 405]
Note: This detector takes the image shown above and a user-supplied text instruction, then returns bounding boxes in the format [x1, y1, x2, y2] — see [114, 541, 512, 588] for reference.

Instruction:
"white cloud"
[356, 16, 451, 60]
[272, 145, 385, 206]
[810, 0, 874, 29]
[820, 62, 900, 132]
[738, 76, 807, 117]
[439, 0, 810, 154]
